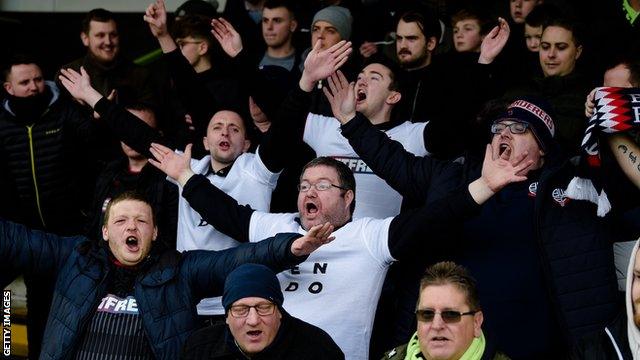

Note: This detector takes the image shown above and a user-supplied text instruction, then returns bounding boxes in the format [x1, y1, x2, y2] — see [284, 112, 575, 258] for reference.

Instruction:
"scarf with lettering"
[566, 87, 640, 216]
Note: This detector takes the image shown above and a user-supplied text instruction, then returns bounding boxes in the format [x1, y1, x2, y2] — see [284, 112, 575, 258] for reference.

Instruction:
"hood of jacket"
[626, 238, 640, 359]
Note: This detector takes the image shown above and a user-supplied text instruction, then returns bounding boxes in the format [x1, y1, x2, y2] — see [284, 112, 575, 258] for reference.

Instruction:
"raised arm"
[387, 144, 533, 260]
[258, 40, 352, 172]
[59, 67, 170, 156]
[149, 142, 254, 241]
[324, 71, 451, 199]
[478, 17, 510, 65]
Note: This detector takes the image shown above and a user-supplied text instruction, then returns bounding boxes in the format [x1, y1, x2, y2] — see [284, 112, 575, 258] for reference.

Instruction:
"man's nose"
[245, 308, 260, 325]
[430, 313, 446, 329]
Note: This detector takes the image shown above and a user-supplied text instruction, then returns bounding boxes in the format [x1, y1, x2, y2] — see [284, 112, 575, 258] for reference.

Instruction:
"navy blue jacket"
[341, 113, 626, 356]
[0, 218, 306, 360]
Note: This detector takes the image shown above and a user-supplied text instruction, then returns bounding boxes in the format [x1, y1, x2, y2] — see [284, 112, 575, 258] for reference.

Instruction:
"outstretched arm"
[188, 224, 335, 299]
[149, 142, 255, 241]
[0, 219, 82, 284]
[59, 67, 170, 155]
[388, 144, 533, 260]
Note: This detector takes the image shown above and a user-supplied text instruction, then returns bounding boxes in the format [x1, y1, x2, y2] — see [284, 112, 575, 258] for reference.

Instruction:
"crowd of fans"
[1, 0, 640, 359]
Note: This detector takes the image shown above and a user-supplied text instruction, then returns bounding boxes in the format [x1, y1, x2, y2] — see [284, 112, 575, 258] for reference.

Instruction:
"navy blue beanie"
[222, 264, 284, 311]
[494, 97, 556, 152]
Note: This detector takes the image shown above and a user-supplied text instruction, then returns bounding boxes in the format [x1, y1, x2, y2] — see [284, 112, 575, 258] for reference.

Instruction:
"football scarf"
[566, 87, 640, 216]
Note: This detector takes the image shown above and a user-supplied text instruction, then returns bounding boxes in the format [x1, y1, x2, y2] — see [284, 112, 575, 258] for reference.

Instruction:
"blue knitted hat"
[222, 264, 283, 310]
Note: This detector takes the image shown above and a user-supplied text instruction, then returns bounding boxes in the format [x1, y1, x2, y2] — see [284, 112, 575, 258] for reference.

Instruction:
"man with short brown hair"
[383, 262, 508, 360]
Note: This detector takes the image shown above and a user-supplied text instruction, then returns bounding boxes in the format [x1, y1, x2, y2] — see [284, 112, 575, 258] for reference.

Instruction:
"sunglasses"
[415, 309, 477, 323]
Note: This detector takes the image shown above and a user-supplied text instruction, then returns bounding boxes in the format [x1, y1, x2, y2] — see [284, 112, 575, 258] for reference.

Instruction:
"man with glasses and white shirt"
[182, 263, 344, 359]
[148, 147, 532, 359]
[382, 262, 509, 360]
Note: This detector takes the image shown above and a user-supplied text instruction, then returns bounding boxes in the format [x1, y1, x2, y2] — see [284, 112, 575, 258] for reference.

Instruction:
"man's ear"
[427, 36, 438, 52]
[473, 311, 484, 337]
[102, 225, 109, 242]
[344, 189, 355, 211]
[198, 41, 209, 56]
[242, 139, 251, 152]
[386, 91, 401, 105]
[575, 44, 583, 60]
[290, 19, 298, 33]
[81, 32, 90, 47]
[152, 226, 158, 242]
[3, 82, 13, 96]
[203, 136, 210, 151]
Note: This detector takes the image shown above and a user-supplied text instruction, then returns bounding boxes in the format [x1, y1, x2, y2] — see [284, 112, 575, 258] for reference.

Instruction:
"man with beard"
[0, 55, 96, 358]
[146, 143, 533, 359]
[61, 8, 155, 107]
[394, 10, 509, 160]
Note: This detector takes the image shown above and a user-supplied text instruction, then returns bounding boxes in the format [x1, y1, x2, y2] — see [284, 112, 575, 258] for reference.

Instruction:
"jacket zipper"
[26, 125, 46, 228]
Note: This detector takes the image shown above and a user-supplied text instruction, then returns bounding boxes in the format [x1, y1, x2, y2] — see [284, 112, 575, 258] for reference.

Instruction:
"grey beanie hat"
[312, 6, 353, 40]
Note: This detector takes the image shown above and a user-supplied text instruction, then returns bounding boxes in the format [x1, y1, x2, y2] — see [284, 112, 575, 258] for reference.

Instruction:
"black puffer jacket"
[0, 82, 95, 235]
[0, 218, 307, 360]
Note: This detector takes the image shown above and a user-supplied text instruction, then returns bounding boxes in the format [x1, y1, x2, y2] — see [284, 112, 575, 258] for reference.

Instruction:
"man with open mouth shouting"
[147, 133, 531, 359]
[337, 84, 637, 357]
[0, 191, 334, 359]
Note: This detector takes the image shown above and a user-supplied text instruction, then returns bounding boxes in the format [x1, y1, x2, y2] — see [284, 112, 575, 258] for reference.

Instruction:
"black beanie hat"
[222, 264, 284, 311]
[494, 97, 556, 152]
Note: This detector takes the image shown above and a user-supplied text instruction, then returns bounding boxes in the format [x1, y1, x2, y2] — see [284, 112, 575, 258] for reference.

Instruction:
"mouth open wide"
[305, 202, 318, 214]
[125, 236, 140, 251]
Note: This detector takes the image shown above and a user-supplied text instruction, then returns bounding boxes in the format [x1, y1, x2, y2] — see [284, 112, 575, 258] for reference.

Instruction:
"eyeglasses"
[229, 302, 276, 318]
[490, 121, 529, 135]
[415, 309, 477, 323]
[176, 40, 203, 48]
[297, 180, 348, 192]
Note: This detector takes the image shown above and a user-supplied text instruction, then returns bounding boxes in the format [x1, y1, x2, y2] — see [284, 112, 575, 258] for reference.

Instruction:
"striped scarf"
[566, 87, 640, 216]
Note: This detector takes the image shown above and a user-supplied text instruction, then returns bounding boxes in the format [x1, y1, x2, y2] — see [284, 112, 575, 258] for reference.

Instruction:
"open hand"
[59, 67, 102, 107]
[211, 18, 243, 57]
[290, 222, 335, 256]
[148, 142, 194, 185]
[322, 70, 356, 124]
[482, 143, 533, 192]
[479, 18, 510, 64]
[359, 41, 378, 58]
[299, 40, 352, 91]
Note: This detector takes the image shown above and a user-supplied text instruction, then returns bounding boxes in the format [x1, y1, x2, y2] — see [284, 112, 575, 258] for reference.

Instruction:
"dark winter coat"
[0, 218, 306, 360]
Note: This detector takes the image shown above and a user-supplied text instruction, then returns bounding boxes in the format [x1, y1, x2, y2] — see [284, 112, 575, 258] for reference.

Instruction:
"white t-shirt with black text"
[304, 113, 428, 219]
[249, 211, 395, 360]
[169, 151, 279, 315]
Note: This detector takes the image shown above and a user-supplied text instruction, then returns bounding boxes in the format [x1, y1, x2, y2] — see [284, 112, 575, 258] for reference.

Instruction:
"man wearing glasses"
[383, 262, 508, 360]
[333, 88, 630, 358]
[182, 263, 344, 359]
[147, 150, 531, 359]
